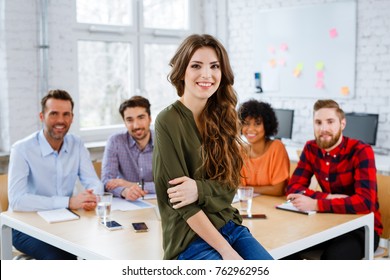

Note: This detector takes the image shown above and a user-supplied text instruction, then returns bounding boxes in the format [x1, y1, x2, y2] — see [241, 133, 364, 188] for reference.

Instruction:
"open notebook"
[276, 202, 316, 215]
[38, 208, 80, 223]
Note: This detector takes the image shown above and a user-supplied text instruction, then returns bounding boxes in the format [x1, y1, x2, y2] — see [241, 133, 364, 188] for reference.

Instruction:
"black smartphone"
[132, 222, 148, 232]
[241, 214, 267, 219]
[101, 220, 123, 231]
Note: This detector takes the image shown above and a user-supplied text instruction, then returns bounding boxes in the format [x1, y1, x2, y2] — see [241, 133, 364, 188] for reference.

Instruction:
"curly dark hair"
[238, 99, 279, 139]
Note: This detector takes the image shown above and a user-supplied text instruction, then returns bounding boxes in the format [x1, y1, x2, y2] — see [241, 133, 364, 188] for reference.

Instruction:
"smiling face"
[241, 117, 265, 145]
[182, 46, 222, 106]
[40, 98, 73, 150]
[313, 107, 345, 150]
[123, 106, 151, 143]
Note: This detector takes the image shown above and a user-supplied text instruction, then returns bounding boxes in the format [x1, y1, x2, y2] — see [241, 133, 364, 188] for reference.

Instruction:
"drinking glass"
[96, 192, 113, 223]
[237, 187, 254, 212]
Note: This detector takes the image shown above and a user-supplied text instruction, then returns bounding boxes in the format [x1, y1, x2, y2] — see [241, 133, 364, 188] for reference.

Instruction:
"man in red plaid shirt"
[286, 99, 383, 259]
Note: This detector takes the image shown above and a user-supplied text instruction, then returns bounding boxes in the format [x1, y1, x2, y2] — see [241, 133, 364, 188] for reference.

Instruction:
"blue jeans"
[12, 229, 77, 260]
[177, 220, 273, 260]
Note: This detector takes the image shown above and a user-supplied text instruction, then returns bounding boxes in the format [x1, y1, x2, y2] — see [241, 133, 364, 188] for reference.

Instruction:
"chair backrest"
[0, 173, 9, 212]
[289, 161, 297, 177]
[93, 161, 102, 179]
[376, 173, 390, 239]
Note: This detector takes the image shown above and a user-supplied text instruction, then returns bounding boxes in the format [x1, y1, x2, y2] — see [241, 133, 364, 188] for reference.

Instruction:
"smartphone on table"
[241, 214, 267, 219]
[132, 222, 148, 232]
[101, 220, 123, 231]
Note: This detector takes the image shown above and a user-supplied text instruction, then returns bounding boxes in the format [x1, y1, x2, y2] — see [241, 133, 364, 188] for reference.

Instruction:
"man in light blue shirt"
[8, 89, 103, 260]
[102, 96, 155, 200]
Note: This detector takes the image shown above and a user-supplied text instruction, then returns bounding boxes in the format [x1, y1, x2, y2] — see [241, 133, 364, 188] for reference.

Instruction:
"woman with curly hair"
[238, 99, 290, 196]
[152, 34, 273, 260]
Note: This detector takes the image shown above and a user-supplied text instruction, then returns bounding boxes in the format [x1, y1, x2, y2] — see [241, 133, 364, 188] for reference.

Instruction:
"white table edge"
[268, 212, 374, 259]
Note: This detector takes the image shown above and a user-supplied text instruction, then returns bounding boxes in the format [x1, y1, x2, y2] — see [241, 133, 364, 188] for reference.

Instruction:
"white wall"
[226, 0, 390, 150]
[1, 0, 41, 152]
[1, 0, 390, 154]
[0, 0, 81, 155]
[0, 0, 9, 151]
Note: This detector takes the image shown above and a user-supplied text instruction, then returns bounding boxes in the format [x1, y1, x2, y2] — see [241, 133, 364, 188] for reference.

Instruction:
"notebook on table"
[37, 208, 80, 223]
[276, 202, 316, 215]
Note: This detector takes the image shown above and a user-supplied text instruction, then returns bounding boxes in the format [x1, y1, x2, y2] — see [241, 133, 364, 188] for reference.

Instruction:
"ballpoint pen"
[66, 208, 80, 218]
[141, 178, 144, 200]
[285, 190, 306, 204]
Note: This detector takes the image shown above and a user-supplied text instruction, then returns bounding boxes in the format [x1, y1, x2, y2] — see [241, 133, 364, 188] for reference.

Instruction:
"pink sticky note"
[278, 58, 286, 66]
[329, 28, 338, 38]
[316, 80, 324, 89]
[280, 43, 288, 51]
[317, 71, 324, 79]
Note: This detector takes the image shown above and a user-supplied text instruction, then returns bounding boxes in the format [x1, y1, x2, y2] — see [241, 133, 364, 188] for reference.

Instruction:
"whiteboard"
[253, 1, 356, 98]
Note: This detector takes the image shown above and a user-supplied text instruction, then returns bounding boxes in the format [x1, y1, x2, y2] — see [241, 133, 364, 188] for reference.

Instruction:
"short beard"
[316, 129, 342, 150]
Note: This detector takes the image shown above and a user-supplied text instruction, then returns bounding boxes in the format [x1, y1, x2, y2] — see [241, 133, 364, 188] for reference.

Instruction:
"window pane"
[76, 0, 132, 26]
[144, 43, 178, 120]
[78, 41, 133, 129]
[143, 0, 189, 29]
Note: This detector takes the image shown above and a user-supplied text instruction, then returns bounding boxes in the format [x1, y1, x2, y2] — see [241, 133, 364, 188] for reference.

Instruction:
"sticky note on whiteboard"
[329, 28, 338, 38]
[340, 86, 350, 95]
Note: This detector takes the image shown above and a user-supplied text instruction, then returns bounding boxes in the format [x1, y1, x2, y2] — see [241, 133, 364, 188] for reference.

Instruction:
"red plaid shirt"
[287, 136, 383, 235]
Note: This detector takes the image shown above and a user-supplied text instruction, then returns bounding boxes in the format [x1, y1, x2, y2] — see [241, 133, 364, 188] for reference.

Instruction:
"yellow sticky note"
[296, 63, 304, 70]
[340, 86, 350, 96]
[293, 69, 301, 77]
[316, 62, 324, 70]
[269, 59, 277, 68]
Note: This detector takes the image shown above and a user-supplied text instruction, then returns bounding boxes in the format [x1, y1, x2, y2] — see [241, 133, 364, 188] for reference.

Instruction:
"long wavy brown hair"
[168, 34, 244, 188]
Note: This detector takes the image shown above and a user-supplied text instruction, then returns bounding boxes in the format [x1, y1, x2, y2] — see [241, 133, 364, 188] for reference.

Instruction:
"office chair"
[375, 174, 390, 258]
[0, 173, 34, 260]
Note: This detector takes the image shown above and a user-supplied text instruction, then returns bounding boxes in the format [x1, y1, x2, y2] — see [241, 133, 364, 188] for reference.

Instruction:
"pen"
[286, 190, 306, 204]
[141, 179, 144, 200]
[66, 208, 80, 218]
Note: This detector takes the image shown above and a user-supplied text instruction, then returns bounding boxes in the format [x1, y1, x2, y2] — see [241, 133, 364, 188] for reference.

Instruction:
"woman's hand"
[167, 176, 198, 209]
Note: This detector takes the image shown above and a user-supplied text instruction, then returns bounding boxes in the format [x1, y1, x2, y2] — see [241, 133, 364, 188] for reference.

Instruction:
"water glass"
[96, 192, 113, 223]
[237, 186, 254, 212]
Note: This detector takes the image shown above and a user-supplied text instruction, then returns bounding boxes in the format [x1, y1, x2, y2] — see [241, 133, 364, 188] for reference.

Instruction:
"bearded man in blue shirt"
[8, 89, 103, 260]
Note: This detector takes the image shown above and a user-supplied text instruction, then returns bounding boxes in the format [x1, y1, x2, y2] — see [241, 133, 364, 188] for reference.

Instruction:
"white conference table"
[0, 205, 163, 260]
[0, 196, 374, 260]
[237, 195, 374, 260]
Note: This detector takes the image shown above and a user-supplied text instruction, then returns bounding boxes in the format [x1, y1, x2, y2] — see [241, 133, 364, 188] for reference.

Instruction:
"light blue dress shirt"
[8, 130, 103, 211]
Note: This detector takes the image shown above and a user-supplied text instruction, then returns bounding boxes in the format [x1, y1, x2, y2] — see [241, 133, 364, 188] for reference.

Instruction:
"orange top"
[241, 140, 290, 187]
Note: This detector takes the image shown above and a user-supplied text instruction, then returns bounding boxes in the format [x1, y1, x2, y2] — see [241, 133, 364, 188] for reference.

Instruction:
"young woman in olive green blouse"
[152, 34, 272, 260]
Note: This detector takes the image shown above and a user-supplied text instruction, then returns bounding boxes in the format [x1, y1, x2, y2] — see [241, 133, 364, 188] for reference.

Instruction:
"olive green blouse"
[152, 100, 242, 260]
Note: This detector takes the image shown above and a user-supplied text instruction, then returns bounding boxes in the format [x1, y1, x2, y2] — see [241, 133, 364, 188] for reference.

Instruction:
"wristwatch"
[120, 189, 126, 199]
